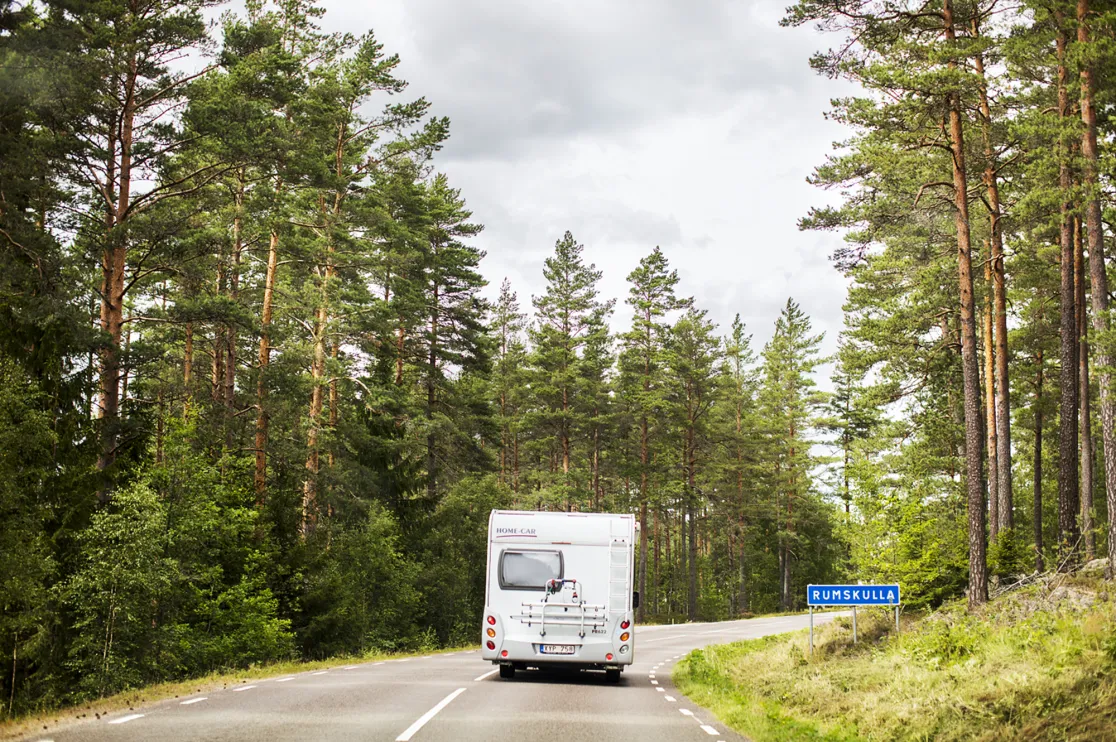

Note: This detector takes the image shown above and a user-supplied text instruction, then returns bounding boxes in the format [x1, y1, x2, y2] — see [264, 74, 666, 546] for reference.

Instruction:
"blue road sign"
[807, 584, 900, 606]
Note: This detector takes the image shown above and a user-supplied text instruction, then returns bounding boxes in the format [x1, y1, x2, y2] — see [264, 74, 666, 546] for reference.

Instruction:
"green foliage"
[420, 476, 512, 645]
[989, 528, 1032, 578]
[300, 506, 419, 656]
[0, 0, 851, 717]
[62, 483, 178, 697]
[676, 586, 1116, 741]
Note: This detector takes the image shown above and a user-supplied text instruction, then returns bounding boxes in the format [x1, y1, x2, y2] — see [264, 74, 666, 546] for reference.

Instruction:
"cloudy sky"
[322, 0, 858, 363]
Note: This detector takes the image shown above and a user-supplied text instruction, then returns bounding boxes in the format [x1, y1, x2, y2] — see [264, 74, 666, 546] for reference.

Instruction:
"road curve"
[30, 613, 840, 742]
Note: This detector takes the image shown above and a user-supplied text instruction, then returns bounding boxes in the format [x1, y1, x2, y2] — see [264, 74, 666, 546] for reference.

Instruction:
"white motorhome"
[481, 510, 637, 682]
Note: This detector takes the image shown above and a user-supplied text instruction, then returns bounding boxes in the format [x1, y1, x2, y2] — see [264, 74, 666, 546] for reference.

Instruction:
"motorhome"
[481, 510, 637, 682]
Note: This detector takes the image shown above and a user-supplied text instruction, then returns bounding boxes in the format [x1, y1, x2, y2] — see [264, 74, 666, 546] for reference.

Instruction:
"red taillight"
[606, 653, 614, 661]
[486, 640, 495, 650]
[487, 615, 496, 625]
[501, 650, 508, 657]
[621, 620, 630, 629]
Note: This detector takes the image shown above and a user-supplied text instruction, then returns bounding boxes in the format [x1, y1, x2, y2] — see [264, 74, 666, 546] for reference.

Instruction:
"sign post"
[806, 584, 901, 655]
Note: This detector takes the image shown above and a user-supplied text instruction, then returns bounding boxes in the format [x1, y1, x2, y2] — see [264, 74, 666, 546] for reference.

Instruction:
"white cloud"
[322, 0, 858, 369]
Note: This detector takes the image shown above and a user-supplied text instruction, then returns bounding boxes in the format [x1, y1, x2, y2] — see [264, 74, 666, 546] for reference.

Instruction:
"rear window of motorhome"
[499, 549, 562, 589]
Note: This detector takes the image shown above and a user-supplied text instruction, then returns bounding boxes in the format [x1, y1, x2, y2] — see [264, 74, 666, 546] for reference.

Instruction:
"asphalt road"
[31, 613, 840, 742]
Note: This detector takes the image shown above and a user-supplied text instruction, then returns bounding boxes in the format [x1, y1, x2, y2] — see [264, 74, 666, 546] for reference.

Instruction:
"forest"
[784, 0, 1116, 612]
[0, 0, 844, 715]
[8, 0, 1116, 722]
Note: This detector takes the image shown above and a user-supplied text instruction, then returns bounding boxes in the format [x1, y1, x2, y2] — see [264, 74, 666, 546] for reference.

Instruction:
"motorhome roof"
[489, 510, 634, 546]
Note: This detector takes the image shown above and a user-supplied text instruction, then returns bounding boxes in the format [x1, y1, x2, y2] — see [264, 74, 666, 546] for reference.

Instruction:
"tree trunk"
[653, 506, 660, 614]
[1055, 20, 1081, 567]
[592, 416, 601, 510]
[1078, 0, 1116, 578]
[395, 324, 405, 385]
[983, 255, 1000, 541]
[1076, 217, 1096, 560]
[687, 425, 698, 622]
[303, 297, 327, 535]
[637, 459, 648, 623]
[427, 284, 439, 502]
[225, 173, 244, 419]
[973, 42, 1014, 532]
[255, 228, 279, 503]
[212, 252, 226, 404]
[943, 0, 987, 607]
[328, 342, 339, 469]
[513, 432, 520, 494]
[1035, 349, 1045, 572]
[183, 321, 194, 415]
[95, 57, 137, 484]
[561, 383, 570, 480]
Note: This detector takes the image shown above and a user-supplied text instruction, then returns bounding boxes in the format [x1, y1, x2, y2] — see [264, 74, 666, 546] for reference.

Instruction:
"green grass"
[0, 645, 475, 741]
[673, 577, 1116, 741]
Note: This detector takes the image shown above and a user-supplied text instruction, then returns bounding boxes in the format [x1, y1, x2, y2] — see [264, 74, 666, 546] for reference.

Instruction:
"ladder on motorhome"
[609, 536, 630, 615]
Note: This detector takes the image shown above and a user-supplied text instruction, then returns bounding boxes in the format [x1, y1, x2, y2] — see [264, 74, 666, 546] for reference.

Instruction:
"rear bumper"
[481, 609, 635, 667]
[487, 636, 633, 668]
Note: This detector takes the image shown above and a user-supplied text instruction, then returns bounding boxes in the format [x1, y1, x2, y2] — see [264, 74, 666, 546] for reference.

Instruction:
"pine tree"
[617, 247, 689, 617]
[758, 299, 827, 610]
[492, 280, 529, 494]
[667, 308, 721, 620]
[528, 231, 613, 509]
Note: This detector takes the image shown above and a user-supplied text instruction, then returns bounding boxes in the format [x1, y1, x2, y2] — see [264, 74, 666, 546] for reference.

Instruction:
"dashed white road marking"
[276, 677, 295, 682]
[656, 687, 665, 693]
[651, 680, 659, 685]
[343, 665, 359, 670]
[680, 709, 694, 716]
[108, 714, 144, 724]
[644, 635, 690, 643]
[396, 658, 411, 663]
[474, 669, 499, 681]
[180, 697, 207, 705]
[312, 671, 329, 676]
[373, 662, 386, 666]
[395, 687, 467, 742]
[232, 685, 257, 692]
[665, 695, 676, 702]
[673, 654, 682, 659]
[700, 724, 720, 735]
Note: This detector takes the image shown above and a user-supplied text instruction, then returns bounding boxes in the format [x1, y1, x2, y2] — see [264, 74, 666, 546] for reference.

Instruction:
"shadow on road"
[496, 669, 632, 686]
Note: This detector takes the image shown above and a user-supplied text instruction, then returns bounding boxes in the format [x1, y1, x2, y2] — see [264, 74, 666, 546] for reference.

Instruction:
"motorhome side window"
[498, 549, 563, 590]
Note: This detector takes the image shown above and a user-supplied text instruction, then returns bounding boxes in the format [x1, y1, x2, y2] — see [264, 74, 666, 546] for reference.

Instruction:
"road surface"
[31, 613, 840, 742]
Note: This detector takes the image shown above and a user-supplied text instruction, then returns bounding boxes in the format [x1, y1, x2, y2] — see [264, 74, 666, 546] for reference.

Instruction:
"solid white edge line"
[395, 687, 467, 742]
[343, 665, 359, 670]
[474, 669, 499, 681]
[180, 697, 207, 705]
[107, 713, 145, 724]
[276, 677, 295, 682]
[312, 671, 329, 676]
[232, 685, 257, 692]
[700, 724, 720, 735]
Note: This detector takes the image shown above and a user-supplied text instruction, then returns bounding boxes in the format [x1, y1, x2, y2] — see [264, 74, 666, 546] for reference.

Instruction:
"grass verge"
[673, 575, 1116, 741]
[0, 645, 476, 741]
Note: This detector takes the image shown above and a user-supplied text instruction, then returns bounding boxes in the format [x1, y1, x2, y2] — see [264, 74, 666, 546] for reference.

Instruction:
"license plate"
[540, 644, 576, 655]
